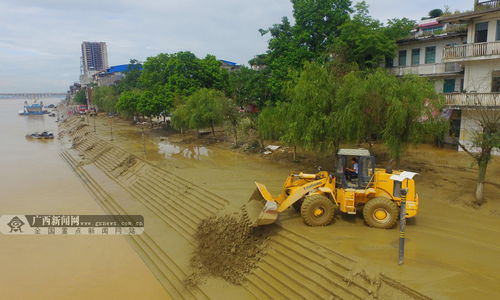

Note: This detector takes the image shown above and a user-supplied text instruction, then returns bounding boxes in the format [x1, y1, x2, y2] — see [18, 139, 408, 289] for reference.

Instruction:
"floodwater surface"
[0, 98, 168, 299]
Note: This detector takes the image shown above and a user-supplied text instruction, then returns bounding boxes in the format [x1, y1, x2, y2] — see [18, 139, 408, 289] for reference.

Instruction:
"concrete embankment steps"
[62, 119, 432, 300]
[60, 151, 209, 300]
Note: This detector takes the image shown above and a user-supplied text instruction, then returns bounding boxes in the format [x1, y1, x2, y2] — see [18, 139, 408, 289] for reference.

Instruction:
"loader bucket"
[243, 183, 279, 227]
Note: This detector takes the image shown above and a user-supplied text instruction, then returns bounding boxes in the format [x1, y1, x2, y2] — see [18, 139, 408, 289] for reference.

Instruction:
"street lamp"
[390, 171, 418, 265]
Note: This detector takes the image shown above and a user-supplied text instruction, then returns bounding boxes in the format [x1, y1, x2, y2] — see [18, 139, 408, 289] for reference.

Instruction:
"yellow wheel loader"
[244, 149, 419, 229]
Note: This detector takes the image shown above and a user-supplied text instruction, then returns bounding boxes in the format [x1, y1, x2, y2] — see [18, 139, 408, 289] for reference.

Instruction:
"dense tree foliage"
[116, 90, 142, 117]
[333, 3, 414, 68]
[87, 0, 460, 178]
[227, 66, 273, 108]
[258, 0, 352, 96]
[73, 89, 87, 105]
[171, 89, 227, 136]
[115, 59, 143, 93]
[92, 86, 119, 112]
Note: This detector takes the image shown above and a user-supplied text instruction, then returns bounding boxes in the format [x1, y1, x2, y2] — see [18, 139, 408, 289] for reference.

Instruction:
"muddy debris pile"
[185, 213, 272, 286]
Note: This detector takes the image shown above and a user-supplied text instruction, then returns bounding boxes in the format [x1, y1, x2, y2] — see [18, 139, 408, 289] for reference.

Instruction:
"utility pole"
[93, 113, 96, 133]
[141, 126, 146, 157]
[110, 118, 114, 141]
[399, 187, 408, 265]
[390, 171, 418, 266]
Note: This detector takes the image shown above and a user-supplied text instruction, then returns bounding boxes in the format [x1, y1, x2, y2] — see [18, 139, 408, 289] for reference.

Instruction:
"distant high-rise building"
[81, 42, 109, 76]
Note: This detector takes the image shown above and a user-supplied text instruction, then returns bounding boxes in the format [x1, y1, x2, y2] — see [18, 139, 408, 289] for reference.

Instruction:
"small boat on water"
[18, 100, 48, 116]
[26, 131, 55, 139]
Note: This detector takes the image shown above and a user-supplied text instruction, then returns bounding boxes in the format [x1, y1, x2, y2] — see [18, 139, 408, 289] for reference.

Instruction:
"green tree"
[281, 62, 338, 159]
[257, 104, 286, 148]
[429, 8, 443, 18]
[139, 52, 228, 109]
[291, 0, 352, 54]
[227, 66, 273, 108]
[384, 18, 416, 41]
[171, 103, 190, 134]
[381, 74, 444, 168]
[258, 0, 353, 97]
[116, 59, 143, 93]
[221, 97, 243, 145]
[457, 110, 500, 205]
[335, 68, 393, 146]
[116, 90, 142, 118]
[73, 89, 87, 105]
[92, 86, 119, 112]
[137, 90, 170, 124]
[173, 88, 226, 136]
[333, 2, 414, 69]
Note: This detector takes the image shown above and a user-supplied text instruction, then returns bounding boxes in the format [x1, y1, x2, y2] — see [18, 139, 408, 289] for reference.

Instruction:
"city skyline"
[0, 0, 473, 92]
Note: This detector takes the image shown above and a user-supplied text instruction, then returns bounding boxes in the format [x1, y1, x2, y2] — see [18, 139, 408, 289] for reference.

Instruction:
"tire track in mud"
[62, 118, 431, 300]
[60, 151, 208, 300]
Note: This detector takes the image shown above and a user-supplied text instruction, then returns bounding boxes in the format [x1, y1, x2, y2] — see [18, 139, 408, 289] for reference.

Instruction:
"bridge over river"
[0, 93, 66, 99]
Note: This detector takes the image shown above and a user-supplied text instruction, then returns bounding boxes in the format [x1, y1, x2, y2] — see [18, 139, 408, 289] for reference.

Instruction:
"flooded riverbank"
[0, 98, 167, 299]
[84, 113, 500, 299]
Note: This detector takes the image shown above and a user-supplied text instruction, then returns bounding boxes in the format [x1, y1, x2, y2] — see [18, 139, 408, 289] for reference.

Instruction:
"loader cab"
[335, 149, 375, 189]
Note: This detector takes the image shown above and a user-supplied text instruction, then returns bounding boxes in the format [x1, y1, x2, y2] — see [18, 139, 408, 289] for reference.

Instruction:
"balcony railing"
[443, 41, 500, 60]
[445, 92, 500, 107]
[389, 63, 463, 76]
[475, 0, 500, 10]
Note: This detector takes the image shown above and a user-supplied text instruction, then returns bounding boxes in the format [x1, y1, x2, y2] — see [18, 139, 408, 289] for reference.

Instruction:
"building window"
[425, 47, 436, 64]
[496, 20, 500, 41]
[475, 22, 488, 43]
[399, 50, 407, 66]
[385, 56, 394, 68]
[443, 79, 456, 93]
[411, 49, 420, 65]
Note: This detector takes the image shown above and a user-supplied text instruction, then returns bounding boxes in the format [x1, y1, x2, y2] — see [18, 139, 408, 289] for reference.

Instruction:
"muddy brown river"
[0, 98, 167, 299]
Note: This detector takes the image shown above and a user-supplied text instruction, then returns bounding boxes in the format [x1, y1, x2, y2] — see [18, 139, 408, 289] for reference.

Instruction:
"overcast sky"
[0, 0, 473, 93]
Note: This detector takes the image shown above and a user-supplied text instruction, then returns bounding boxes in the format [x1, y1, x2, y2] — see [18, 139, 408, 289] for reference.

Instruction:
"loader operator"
[345, 158, 358, 181]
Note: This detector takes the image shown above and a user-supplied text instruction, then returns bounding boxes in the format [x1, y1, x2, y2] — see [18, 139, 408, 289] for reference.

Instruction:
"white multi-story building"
[440, 1, 500, 154]
[388, 5, 499, 154]
[388, 18, 468, 144]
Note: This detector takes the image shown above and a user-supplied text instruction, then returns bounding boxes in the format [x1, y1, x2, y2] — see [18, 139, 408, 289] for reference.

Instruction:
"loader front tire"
[363, 197, 399, 229]
[301, 194, 334, 226]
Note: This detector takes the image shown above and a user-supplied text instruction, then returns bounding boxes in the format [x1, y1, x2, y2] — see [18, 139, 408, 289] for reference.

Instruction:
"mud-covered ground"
[186, 213, 272, 286]
[79, 114, 500, 299]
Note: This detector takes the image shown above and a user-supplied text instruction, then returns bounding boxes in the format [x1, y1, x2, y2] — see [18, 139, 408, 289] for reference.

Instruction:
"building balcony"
[443, 41, 500, 62]
[445, 92, 500, 108]
[475, 0, 500, 10]
[389, 63, 463, 77]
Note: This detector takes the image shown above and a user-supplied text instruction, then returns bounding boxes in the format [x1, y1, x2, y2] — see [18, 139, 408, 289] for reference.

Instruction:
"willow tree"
[382, 74, 444, 168]
[335, 70, 445, 168]
[171, 103, 190, 134]
[334, 69, 391, 147]
[281, 62, 338, 159]
[257, 103, 286, 149]
[221, 97, 242, 145]
[184, 88, 225, 136]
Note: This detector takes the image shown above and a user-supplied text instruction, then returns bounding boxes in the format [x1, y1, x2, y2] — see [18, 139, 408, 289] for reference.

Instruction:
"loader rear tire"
[363, 197, 398, 229]
[301, 194, 334, 226]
